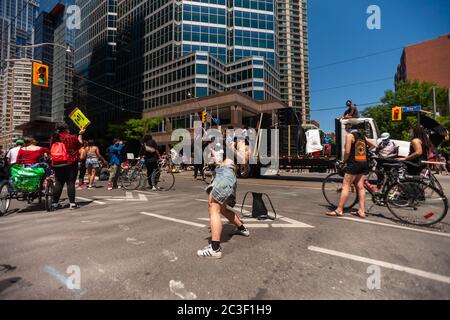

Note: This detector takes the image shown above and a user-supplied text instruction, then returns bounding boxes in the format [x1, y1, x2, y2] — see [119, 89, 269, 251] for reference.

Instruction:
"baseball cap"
[15, 139, 24, 145]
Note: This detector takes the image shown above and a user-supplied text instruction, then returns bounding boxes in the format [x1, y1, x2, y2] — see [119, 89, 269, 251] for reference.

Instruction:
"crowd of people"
[0, 122, 163, 210]
[327, 100, 449, 219]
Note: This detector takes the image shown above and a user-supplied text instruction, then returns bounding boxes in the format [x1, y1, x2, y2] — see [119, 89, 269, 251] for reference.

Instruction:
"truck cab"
[336, 117, 410, 161]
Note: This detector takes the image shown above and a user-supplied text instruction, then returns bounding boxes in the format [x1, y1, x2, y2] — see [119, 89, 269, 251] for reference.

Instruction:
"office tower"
[74, 0, 117, 136]
[31, 9, 56, 122]
[0, 0, 39, 149]
[277, 0, 310, 124]
[0, 59, 33, 148]
[51, 3, 75, 123]
[76, 0, 310, 137]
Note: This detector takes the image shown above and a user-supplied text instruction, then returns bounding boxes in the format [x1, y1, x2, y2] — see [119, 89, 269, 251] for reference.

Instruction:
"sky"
[40, 0, 450, 132]
[308, 0, 450, 132]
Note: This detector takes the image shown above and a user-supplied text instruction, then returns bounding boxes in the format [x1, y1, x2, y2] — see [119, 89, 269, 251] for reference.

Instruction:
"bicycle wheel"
[203, 166, 213, 185]
[322, 173, 358, 209]
[120, 169, 142, 190]
[386, 180, 448, 226]
[44, 180, 54, 212]
[151, 169, 175, 191]
[0, 181, 11, 216]
[428, 173, 443, 193]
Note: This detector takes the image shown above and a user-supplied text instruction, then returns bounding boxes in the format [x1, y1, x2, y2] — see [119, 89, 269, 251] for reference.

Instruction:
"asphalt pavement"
[0, 171, 449, 299]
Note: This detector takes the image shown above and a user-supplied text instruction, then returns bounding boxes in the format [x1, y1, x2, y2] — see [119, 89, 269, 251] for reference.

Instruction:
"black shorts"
[344, 163, 369, 175]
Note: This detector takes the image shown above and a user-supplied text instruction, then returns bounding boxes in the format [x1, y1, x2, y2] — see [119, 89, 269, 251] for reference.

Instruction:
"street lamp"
[16, 42, 72, 53]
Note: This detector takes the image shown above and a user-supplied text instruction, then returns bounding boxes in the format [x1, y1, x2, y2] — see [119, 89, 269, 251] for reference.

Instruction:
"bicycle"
[322, 158, 448, 226]
[151, 158, 175, 191]
[119, 158, 146, 190]
[202, 163, 215, 185]
[0, 162, 55, 215]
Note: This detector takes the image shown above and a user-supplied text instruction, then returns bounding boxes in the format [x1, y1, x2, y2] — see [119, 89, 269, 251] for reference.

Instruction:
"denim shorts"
[86, 158, 100, 168]
[206, 165, 237, 207]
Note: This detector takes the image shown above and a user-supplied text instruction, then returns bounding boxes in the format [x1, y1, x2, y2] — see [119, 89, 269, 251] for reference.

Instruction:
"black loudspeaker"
[240, 192, 277, 220]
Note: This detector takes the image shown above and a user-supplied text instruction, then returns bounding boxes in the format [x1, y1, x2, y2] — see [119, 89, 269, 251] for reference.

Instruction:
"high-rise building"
[0, 0, 40, 69]
[74, 0, 117, 136]
[277, 0, 310, 124]
[17, 3, 75, 145]
[0, 0, 39, 149]
[51, 3, 75, 123]
[31, 10, 56, 122]
[0, 59, 33, 149]
[76, 0, 310, 137]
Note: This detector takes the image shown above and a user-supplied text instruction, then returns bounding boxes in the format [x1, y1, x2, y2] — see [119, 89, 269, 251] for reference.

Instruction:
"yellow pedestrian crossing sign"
[69, 107, 91, 130]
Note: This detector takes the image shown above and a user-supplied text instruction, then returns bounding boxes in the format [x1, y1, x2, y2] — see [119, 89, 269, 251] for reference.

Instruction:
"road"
[0, 172, 449, 299]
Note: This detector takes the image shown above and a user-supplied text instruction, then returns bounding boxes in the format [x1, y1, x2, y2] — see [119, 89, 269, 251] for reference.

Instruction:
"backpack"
[51, 142, 69, 166]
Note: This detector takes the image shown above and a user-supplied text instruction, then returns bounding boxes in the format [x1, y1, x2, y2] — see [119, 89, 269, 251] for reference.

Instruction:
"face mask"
[408, 133, 414, 140]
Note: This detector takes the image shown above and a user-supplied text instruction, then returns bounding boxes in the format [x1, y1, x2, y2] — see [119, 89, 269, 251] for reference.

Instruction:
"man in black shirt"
[140, 135, 159, 190]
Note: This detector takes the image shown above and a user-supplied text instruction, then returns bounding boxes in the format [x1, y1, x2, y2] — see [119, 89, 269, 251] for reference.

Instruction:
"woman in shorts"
[327, 130, 375, 218]
[85, 140, 107, 189]
[197, 136, 250, 259]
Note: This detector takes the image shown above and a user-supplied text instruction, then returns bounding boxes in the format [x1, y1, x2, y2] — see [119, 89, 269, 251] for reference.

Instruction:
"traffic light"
[33, 62, 49, 87]
[392, 106, 402, 121]
[201, 111, 207, 123]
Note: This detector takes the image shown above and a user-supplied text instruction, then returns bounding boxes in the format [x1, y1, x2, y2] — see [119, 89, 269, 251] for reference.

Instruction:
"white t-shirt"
[6, 146, 21, 165]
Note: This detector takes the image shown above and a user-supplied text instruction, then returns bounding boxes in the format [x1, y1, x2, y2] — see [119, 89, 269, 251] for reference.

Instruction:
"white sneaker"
[197, 244, 222, 259]
[236, 226, 250, 237]
[69, 203, 80, 210]
[152, 186, 157, 191]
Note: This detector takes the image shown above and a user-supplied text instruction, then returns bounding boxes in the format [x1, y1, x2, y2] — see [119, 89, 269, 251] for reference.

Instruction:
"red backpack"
[51, 142, 69, 166]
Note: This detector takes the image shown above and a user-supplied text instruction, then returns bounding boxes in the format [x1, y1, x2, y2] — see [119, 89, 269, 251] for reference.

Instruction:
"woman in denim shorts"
[85, 140, 107, 189]
[197, 137, 250, 259]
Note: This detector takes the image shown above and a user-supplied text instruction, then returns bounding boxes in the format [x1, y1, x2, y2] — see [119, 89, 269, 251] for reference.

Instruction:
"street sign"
[69, 107, 91, 130]
[402, 106, 422, 113]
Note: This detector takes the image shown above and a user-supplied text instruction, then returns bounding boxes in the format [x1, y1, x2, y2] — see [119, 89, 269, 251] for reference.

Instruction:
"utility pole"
[448, 88, 450, 117]
[432, 86, 437, 117]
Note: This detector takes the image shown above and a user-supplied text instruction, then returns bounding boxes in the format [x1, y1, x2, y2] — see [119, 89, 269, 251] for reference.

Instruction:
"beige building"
[143, 90, 286, 147]
[0, 59, 33, 149]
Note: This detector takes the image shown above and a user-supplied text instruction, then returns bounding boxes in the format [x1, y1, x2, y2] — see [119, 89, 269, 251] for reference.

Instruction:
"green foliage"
[436, 116, 450, 157]
[362, 80, 449, 141]
[106, 118, 162, 141]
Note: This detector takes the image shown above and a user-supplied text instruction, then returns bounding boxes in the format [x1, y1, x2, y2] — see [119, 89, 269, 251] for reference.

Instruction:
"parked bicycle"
[322, 156, 448, 226]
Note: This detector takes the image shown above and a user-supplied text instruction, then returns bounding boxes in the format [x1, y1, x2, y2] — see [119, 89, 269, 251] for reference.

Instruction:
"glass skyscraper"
[75, 0, 309, 134]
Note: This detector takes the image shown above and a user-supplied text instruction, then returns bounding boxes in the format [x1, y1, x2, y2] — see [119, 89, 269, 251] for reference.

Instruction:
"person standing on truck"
[343, 100, 360, 119]
[327, 129, 375, 218]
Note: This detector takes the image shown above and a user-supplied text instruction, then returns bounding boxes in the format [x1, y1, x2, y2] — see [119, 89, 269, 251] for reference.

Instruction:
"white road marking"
[126, 237, 145, 246]
[93, 192, 148, 202]
[75, 196, 106, 205]
[195, 198, 252, 208]
[308, 246, 450, 285]
[339, 216, 450, 238]
[163, 250, 178, 262]
[169, 280, 197, 300]
[196, 216, 313, 228]
[140, 212, 207, 228]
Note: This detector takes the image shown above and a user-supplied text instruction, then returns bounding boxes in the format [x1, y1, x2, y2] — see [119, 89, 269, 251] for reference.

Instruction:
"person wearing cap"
[343, 100, 360, 119]
[6, 139, 24, 166]
[376, 132, 398, 159]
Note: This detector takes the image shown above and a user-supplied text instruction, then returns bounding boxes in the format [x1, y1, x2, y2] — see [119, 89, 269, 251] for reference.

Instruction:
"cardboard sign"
[69, 108, 91, 129]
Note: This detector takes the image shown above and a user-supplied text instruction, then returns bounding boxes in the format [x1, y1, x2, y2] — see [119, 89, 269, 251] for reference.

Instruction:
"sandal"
[351, 211, 367, 219]
[327, 210, 344, 217]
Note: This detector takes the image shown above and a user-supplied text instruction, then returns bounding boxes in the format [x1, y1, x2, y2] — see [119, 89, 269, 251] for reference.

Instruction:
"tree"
[362, 80, 449, 140]
[106, 117, 162, 141]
